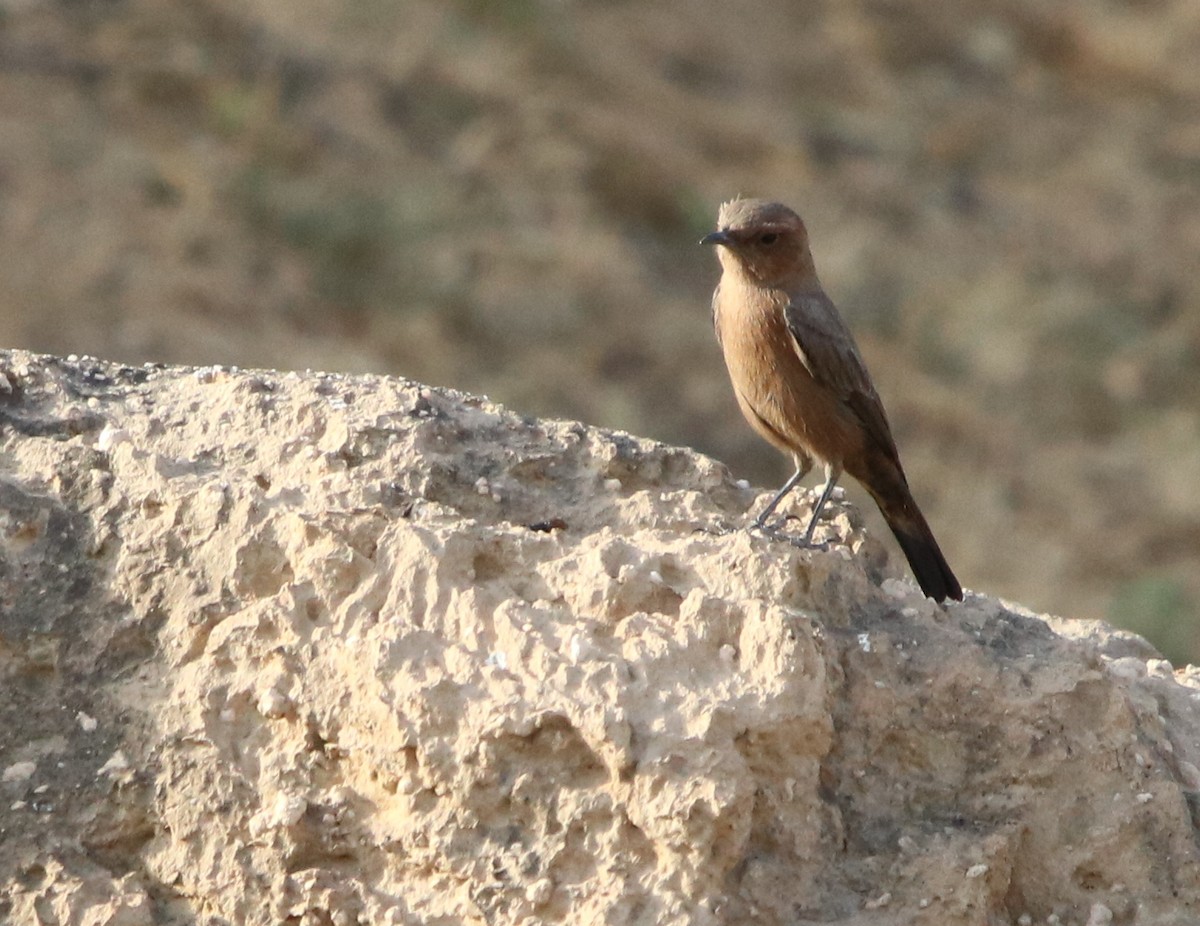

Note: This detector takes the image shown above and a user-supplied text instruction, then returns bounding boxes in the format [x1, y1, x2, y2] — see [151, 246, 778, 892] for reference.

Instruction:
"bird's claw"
[748, 518, 827, 550]
[747, 519, 777, 538]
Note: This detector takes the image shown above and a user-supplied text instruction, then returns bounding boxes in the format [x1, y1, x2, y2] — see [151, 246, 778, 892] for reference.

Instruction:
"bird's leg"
[795, 462, 840, 546]
[751, 454, 812, 531]
[751, 471, 803, 530]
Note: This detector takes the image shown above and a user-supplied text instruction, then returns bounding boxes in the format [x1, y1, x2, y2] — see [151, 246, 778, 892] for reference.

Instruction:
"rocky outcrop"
[1, 350, 1198, 926]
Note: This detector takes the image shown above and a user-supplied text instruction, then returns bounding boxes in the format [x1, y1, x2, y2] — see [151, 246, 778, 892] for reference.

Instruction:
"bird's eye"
[759, 232, 779, 245]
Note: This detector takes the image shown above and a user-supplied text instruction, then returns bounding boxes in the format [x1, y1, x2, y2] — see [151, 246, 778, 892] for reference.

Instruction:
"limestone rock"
[1, 350, 1197, 925]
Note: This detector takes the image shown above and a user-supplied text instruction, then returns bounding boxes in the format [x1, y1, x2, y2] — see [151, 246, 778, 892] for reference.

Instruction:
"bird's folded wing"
[783, 291, 901, 461]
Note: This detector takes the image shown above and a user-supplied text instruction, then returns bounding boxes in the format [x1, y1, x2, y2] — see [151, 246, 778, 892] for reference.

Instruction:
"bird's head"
[701, 198, 815, 287]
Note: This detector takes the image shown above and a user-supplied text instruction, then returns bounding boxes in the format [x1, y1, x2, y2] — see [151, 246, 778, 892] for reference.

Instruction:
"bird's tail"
[868, 481, 963, 603]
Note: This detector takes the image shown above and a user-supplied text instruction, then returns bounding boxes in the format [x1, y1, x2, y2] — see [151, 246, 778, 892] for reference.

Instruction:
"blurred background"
[0, 0, 1197, 661]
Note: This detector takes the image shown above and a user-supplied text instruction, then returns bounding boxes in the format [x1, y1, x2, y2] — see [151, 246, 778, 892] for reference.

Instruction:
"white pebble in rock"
[1085, 903, 1113, 926]
[258, 688, 292, 719]
[2, 761, 36, 783]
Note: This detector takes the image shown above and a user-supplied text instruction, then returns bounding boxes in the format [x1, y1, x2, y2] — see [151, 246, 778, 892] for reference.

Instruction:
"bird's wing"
[783, 289, 901, 462]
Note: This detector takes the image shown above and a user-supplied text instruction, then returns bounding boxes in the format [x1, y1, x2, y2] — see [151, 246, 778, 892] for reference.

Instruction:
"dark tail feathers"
[876, 490, 963, 603]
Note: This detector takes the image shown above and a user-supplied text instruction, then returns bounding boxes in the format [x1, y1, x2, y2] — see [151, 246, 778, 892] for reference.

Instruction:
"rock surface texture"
[1, 349, 1198, 926]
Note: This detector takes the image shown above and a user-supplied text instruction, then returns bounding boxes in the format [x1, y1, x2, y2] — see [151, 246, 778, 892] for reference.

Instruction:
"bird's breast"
[715, 282, 806, 395]
[714, 279, 858, 465]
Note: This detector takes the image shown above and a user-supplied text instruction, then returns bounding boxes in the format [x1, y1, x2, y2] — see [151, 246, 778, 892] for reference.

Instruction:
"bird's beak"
[700, 230, 733, 247]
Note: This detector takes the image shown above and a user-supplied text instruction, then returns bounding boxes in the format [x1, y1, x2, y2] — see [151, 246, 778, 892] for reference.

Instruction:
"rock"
[1, 349, 1198, 925]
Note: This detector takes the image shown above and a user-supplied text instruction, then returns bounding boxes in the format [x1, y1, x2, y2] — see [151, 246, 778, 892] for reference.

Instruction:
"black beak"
[700, 230, 733, 247]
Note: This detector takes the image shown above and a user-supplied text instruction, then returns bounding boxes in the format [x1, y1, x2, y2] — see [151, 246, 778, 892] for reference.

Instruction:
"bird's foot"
[747, 518, 779, 538]
[786, 535, 830, 551]
[749, 516, 829, 550]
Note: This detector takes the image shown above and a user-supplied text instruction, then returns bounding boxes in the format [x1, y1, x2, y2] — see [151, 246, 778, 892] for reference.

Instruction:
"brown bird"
[702, 198, 963, 602]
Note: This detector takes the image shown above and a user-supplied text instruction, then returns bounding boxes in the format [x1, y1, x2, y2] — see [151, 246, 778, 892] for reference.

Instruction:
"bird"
[701, 198, 962, 602]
